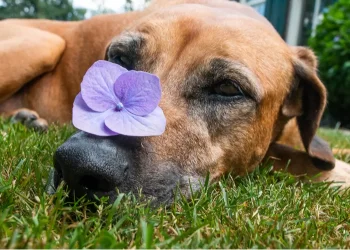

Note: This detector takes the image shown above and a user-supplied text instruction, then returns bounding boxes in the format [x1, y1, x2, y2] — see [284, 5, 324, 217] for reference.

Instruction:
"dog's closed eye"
[111, 55, 133, 70]
[210, 79, 245, 97]
[184, 58, 262, 105]
[107, 32, 144, 71]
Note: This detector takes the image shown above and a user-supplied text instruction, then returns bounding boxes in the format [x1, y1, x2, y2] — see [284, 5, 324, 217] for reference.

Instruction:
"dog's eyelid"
[213, 79, 245, 97]
[109, 32, 144, 54]
[211, 72, 258, 102]
[229, 64, 263, 103]
[108, 33, 145, 70]
[232, 76, 255, 100]
[207, 59, 263, 102]
[235, 83, 246, 98]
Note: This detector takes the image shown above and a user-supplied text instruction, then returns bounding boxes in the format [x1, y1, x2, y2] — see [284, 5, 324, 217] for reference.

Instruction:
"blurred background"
[0, 0, 349, 128]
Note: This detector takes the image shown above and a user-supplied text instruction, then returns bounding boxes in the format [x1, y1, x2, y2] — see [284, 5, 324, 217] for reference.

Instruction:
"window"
[238, 0, 266, 15]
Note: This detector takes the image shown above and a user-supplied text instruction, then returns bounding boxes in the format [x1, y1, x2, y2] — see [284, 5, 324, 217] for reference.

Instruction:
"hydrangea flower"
[72, 60, 166, 137]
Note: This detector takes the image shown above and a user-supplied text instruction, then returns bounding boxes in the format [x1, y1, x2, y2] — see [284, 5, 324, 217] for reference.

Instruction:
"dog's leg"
[9, 108, 48, 132]
[265, 142, 350, 188]
[0, 22, 65, 103]
[268, 118, 350, 188]
[326, 160, 350, 188]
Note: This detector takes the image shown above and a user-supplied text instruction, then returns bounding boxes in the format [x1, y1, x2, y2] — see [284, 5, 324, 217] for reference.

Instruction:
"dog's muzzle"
[47, 131, 201, 205]
[49, 131, 137, 201]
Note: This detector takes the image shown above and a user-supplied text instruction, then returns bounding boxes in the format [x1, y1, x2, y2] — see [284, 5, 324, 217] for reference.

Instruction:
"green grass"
[318, 128, 350, 148]
[1, 119, 350, 248]
[318, 128, 350, 162]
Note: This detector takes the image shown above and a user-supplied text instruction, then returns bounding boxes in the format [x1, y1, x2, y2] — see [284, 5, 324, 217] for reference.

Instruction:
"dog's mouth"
[45, 168, 118, 202]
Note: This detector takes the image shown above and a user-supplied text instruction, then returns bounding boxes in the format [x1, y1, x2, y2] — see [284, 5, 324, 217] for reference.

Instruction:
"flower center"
[116, 102, 124, 111]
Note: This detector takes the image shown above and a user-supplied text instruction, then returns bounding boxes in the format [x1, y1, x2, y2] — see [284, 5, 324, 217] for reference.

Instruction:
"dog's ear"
[281, 46, 335, 170]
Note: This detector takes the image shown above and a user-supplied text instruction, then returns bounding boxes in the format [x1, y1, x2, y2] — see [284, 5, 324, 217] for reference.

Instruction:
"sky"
[73, 0, 147, 15]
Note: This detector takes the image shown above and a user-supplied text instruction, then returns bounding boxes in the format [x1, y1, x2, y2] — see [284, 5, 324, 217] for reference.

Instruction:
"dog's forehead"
[130, 4, 293, 93]
[138, 3, 283, 44]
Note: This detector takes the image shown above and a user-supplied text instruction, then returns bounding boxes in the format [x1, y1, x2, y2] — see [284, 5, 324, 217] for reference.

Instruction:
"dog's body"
[0, 12, 143, 123]
[1, 0, 350, 203]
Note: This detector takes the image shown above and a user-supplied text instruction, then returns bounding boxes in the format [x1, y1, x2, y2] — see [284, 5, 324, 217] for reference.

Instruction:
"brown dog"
[1, 0, 349, 203]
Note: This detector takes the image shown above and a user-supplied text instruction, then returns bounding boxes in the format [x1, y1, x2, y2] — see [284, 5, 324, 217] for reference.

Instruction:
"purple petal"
[81, 60, 127, 112]
[114, 71, 161, 116]
[104, 107, 166, 136]
[72, 93, 118, 136]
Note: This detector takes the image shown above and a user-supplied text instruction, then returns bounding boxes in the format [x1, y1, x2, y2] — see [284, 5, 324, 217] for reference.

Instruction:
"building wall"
[233, 0, 338, 46]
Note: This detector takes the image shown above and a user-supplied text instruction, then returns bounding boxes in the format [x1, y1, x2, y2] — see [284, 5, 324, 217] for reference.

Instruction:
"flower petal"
[104, 107, 166, 136]
[114, 71, 161, 116]
[81, 60, 127, 112]
[72, 93, 118, 136]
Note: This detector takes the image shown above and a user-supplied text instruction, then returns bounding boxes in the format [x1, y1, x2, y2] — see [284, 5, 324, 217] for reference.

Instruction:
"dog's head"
[53, 0, 334, 204]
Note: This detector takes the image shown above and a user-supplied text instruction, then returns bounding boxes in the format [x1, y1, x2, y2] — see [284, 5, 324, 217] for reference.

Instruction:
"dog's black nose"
[53, 131, 136, 199]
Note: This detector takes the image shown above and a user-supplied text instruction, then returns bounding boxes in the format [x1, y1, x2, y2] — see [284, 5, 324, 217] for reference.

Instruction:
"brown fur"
[1, 0, 350, 189]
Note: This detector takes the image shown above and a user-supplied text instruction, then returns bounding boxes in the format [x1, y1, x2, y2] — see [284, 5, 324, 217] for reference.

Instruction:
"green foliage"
[124, 0, 151, 12]
[309, 0, 350, 127]
[0, 120, 350, 248]
[0, 0, 86, 20]
[124, 0, 134, 12]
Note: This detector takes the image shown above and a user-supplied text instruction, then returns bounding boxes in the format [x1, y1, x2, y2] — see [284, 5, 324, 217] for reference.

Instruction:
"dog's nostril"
[79, 175, 112, 192]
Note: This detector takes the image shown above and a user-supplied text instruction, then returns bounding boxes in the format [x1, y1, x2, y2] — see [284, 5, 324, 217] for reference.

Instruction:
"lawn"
[0, 119, 350, 248]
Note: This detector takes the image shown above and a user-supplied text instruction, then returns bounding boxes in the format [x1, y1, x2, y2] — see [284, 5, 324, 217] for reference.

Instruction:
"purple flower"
[72, 60, 166, 137]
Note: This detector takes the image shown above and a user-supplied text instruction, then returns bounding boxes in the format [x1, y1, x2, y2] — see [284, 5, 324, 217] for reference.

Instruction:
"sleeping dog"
[1, 0, 350, 204]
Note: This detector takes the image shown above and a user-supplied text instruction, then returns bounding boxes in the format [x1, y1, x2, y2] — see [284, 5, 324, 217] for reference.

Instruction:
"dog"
[1, 0, 350, 204]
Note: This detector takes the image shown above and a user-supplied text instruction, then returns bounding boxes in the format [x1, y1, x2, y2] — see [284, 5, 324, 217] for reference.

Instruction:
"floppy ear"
[281, 46, 335, 170]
